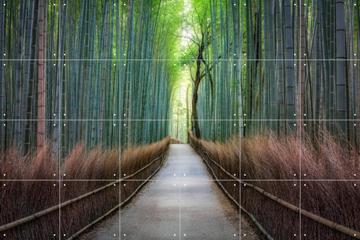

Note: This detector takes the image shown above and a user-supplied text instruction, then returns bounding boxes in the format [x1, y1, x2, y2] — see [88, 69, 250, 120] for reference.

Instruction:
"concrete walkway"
[81, 144, 260, 240]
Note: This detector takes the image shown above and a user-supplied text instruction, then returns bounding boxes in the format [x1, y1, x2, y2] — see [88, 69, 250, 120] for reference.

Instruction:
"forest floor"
[81, 144, 260, 240]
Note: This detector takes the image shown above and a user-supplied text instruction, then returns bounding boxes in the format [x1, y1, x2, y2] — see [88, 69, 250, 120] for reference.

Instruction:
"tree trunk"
[335, 0, 348, 140]
[36, 0, 46, 149]
[192, 38, 205, 138]
[296, 0, 306, 137]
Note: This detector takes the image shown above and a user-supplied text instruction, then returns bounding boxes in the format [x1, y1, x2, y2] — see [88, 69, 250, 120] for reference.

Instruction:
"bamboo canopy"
[0, 0, 181, 156]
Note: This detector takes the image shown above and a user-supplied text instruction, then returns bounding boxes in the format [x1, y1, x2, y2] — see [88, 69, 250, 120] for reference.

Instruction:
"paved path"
[81, 144, 260, 240]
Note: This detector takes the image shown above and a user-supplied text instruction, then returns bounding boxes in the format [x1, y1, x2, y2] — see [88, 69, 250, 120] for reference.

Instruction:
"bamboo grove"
[1, 0, 360, 154]
[186, 0, 360, 149]
[0, 0, 181, 156]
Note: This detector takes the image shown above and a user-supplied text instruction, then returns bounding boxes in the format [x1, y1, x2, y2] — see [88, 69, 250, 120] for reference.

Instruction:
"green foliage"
[0, 0, 183, 156]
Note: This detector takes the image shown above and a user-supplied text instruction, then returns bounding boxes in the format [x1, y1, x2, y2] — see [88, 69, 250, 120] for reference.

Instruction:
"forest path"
[81, 144, 260, 240]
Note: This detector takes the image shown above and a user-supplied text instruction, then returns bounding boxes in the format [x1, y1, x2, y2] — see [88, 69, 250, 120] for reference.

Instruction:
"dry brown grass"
[0, 137, 170, 240]
[190, 132, 360, 240]
[170, 138, 182, 144]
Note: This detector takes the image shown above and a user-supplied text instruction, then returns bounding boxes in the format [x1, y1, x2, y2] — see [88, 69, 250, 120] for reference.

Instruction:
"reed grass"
[190, 132, 360, 240]
[0, 137, 170, 239]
